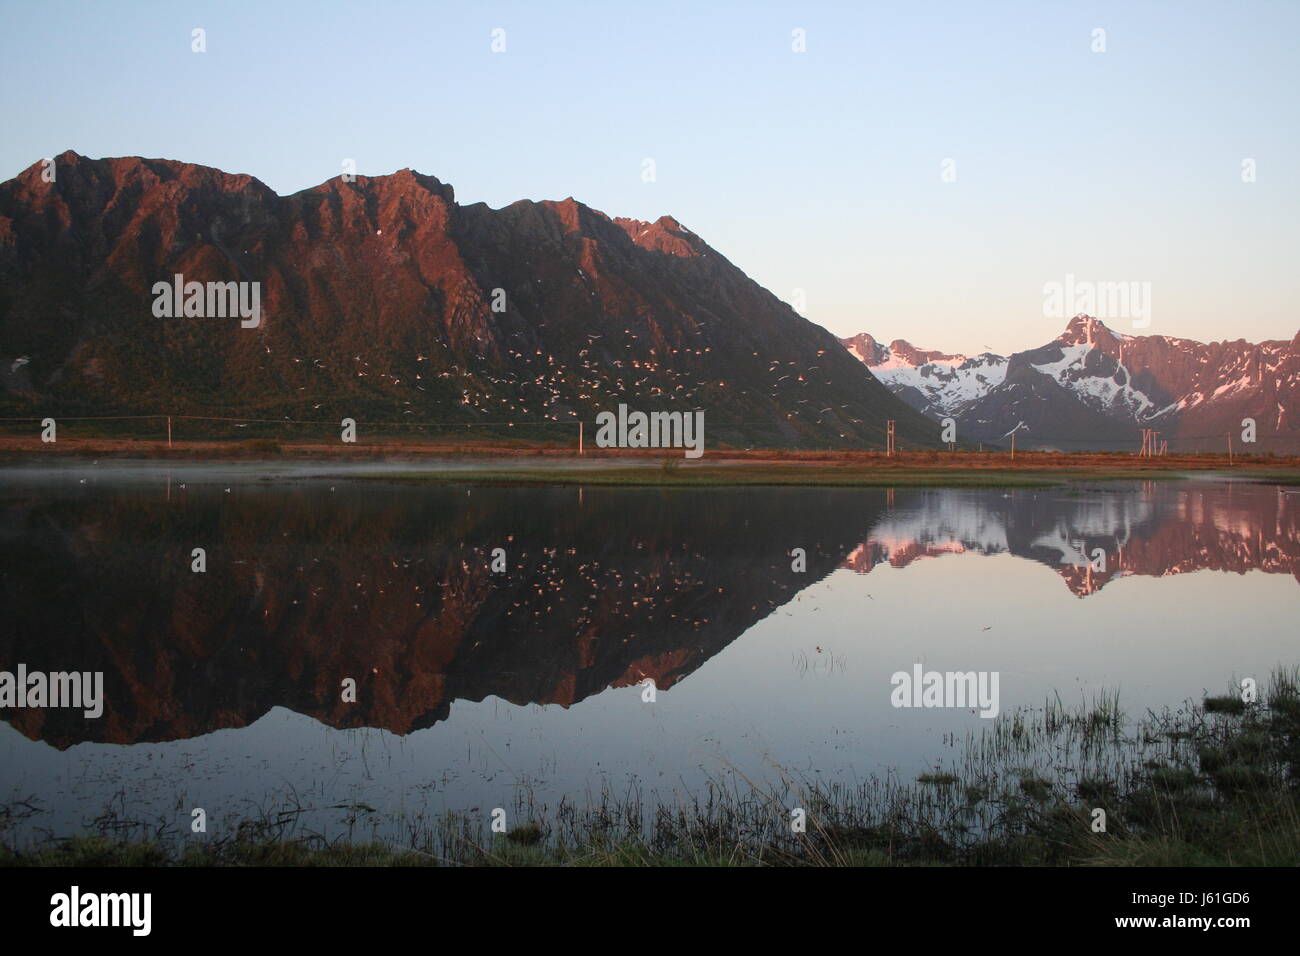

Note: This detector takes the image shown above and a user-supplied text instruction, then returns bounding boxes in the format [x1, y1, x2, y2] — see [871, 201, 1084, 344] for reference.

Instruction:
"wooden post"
[1228, 432, 1233, 466]
[886, 420, 895, 457]
[1011, 430, 1016, 460]
[167, 415, 172, 449]
[578, 420, 583, 456]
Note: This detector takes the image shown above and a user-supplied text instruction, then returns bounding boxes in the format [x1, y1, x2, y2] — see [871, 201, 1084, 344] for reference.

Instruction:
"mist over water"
[1, 468, 1296, 844]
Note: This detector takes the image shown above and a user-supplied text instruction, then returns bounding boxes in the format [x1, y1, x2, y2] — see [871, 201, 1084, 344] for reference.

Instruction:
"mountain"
[843, 332, 1008, 422]
[0, 151, 938, 449]
[843, 316, 1300, 452]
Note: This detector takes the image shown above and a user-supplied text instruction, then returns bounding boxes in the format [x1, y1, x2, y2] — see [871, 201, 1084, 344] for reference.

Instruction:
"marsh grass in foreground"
[3, 669, 1297, 867]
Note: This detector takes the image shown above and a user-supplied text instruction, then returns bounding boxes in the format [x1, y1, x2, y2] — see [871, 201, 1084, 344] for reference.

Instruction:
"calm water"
[1, 465, 1297, 843]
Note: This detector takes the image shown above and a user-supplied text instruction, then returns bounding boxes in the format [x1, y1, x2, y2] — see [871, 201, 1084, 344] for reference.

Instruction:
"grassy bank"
[4, 669, 1297, 867]
[4, 437, 1297, 487]
[357, 462, 1300, 489]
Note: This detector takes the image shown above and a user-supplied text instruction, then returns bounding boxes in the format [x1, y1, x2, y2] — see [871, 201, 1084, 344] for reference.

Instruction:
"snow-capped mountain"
[843, 333, 1008, 421]
[842, 316, 1300, 452]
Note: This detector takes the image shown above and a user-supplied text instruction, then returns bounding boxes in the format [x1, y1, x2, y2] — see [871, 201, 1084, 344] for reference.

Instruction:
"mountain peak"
[887, 339, 964, 366]
[13, 150, 276, 203]
[613, 215, 702, 257]
[387, 166, 454, 198]
[841, 333, 888, 366]
[301, 165, 455, 207]
[1057, 314, 1122, 347]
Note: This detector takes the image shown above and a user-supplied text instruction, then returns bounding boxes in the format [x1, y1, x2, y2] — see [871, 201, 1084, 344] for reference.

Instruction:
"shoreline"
[2, 441, 1297, 488]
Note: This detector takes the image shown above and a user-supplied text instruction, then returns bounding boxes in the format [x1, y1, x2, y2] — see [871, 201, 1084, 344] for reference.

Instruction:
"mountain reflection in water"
[2, 476, 1295, 750]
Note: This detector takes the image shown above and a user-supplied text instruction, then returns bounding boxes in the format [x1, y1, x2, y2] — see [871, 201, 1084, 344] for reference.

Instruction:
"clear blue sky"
[2, 0, 1297, 354]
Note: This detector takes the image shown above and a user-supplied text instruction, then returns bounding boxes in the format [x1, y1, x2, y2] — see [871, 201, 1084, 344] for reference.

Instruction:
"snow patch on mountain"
[1026, 343, 1158, 419]
[863, 347, 1009, 418]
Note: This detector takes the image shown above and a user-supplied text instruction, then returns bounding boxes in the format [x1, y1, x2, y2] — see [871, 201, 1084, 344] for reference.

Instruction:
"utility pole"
[1010, 430, 1016, 460]
[167, 415, 172, 449]
[578, 420, 583, 456]
[886, 420, 895, 457]
[1227, 432, 1233, 466]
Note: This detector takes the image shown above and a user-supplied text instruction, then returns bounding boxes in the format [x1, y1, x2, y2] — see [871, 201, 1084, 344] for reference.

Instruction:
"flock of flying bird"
[257, 316, 866, 437]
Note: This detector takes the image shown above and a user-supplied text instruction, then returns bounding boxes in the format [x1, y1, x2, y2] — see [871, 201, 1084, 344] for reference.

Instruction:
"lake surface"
[1, 464, 1296, 845]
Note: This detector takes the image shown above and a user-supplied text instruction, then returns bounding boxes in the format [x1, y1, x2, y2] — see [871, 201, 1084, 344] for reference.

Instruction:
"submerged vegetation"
[4, 669, 1297, 867]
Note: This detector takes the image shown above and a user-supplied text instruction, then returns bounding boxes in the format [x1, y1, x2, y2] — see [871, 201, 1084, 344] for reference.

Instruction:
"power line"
[3, 412, 1298, 448]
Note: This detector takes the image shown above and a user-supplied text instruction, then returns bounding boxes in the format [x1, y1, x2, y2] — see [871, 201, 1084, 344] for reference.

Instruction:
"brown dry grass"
[1, 435, 1296, 475]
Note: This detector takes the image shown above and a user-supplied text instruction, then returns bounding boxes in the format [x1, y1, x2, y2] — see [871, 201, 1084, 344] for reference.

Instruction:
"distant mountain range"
[0, 151, 937, 449]
[844, 315, 1300, 452]
[5, 153, 1294, 455]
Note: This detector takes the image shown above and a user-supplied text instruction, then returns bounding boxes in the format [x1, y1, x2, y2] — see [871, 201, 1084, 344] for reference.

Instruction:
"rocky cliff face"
[0, 151, 937, 449]
[843, 315, 1299, 451]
